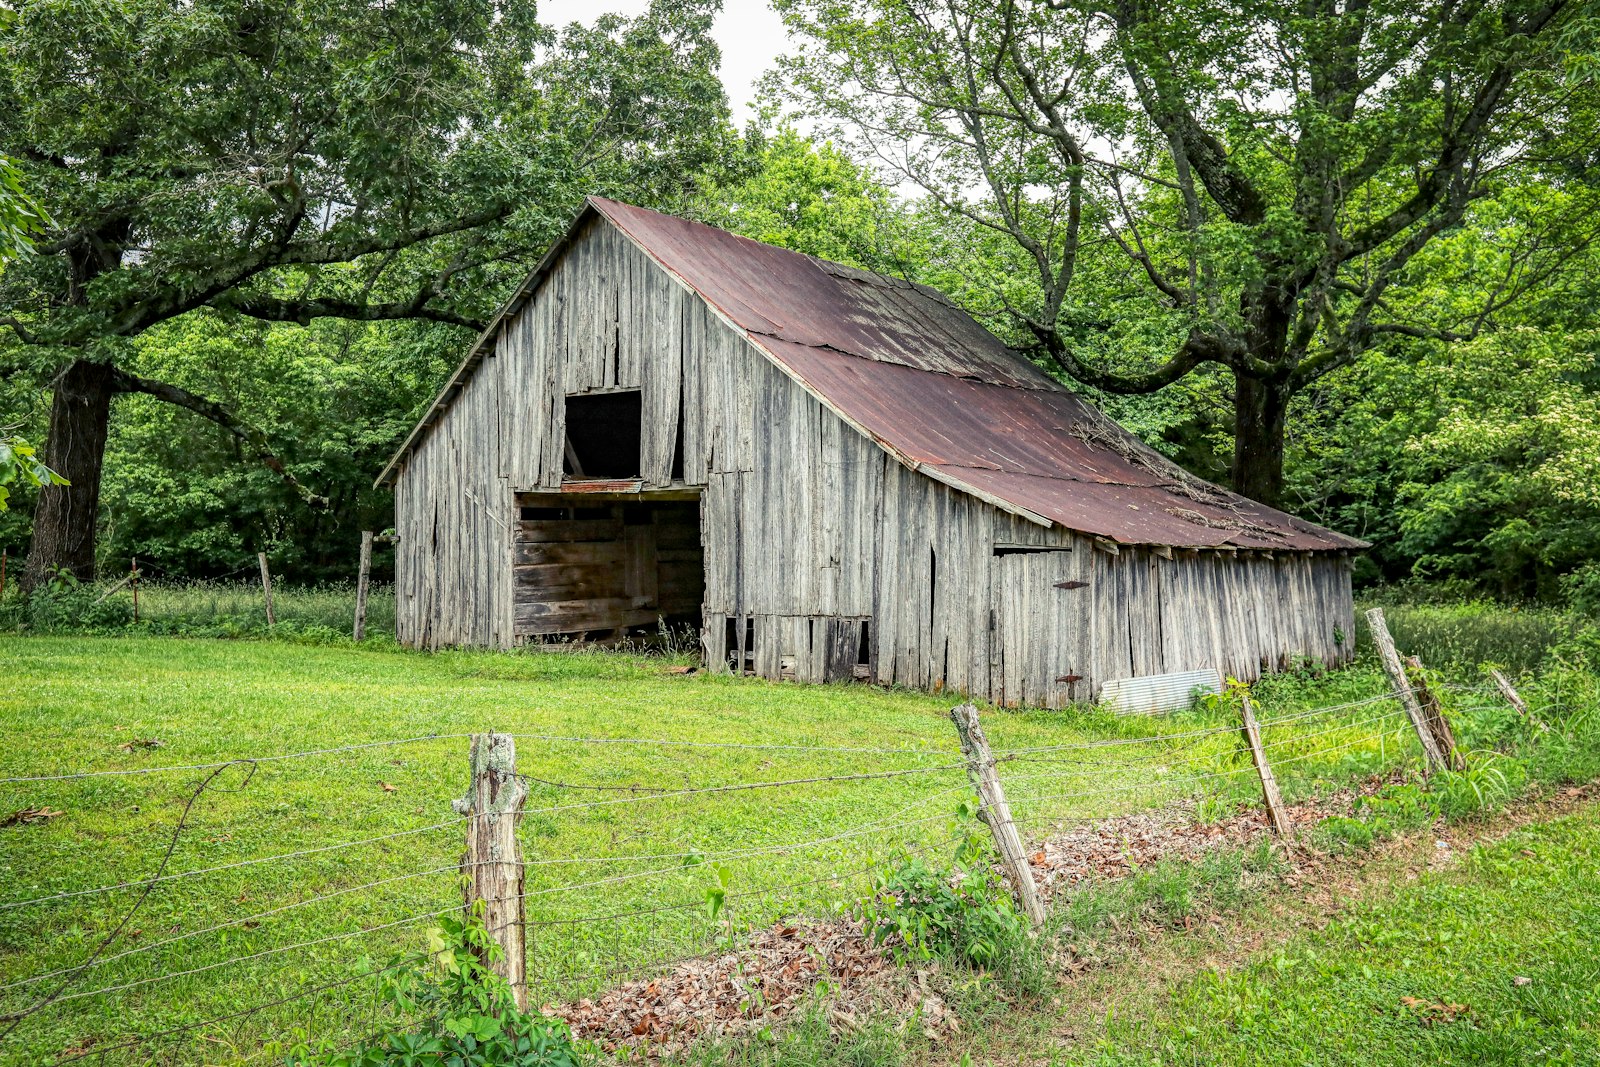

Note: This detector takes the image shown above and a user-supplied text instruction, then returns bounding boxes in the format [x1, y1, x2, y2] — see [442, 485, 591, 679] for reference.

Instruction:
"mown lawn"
[1059, 802, 1600, 1066]
[0, 637, 1470, 1064]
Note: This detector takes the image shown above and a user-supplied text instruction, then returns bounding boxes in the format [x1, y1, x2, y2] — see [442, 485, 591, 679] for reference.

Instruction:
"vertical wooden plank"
[753, 614, 781, 679]
[641, 281, 683, 487]
[681, 298, 707, 486]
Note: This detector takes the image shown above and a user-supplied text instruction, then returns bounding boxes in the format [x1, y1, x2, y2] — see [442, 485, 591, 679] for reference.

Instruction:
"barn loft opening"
[564, 390, 643, 479]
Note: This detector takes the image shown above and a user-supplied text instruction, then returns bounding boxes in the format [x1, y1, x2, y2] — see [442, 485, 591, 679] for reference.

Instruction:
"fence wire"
[0, 679, 1490, 1065]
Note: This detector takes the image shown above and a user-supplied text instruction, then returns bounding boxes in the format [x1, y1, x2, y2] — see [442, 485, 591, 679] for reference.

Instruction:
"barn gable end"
[384, 199, 1360, 706]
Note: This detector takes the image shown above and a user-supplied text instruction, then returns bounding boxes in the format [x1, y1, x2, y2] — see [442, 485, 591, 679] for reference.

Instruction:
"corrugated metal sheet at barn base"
[377, 197, 1367, 708]
[1101, 669, 1225, 716]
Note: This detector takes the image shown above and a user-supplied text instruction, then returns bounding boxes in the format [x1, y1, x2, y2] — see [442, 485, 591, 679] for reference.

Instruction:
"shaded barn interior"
[513, 495, 703, 640]
[380, 197, 1365, 707]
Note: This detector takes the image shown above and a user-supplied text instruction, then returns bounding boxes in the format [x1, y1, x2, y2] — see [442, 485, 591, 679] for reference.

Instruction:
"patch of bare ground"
[543, 779, 1599, 1061]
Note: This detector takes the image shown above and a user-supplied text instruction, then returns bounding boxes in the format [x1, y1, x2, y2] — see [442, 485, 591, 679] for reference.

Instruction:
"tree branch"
[1112, 0, 1267, 225]
[1032, 326, 1231, 394]
[108, 369, 330, 509]
[211, 292, 486, 331]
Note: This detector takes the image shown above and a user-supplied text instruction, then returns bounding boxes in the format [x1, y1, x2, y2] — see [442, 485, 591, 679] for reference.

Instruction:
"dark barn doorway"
[511, 492, 704, 645]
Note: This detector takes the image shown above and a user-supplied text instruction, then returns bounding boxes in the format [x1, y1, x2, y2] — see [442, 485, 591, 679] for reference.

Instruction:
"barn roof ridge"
[379, 196, 1365, 552]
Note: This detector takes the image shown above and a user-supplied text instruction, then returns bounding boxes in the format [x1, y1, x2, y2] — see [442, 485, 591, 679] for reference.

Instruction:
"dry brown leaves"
[1026, 773, 1406, 898]
[548, 919, 942, 1057]
[1398, 995, 1469, 1025]
[540, 773, 1420, 1061]
[1, 806, 64, 827]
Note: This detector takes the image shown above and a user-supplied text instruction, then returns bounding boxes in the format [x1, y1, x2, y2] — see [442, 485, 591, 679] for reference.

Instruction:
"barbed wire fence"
[0, 645, 1533, 1065]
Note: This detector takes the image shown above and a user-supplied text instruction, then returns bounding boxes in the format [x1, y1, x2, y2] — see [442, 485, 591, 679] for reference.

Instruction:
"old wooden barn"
[378, 198, 1365, 708]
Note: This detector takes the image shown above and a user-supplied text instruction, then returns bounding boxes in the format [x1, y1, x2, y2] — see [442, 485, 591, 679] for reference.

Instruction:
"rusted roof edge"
[373, 203, 602, 488]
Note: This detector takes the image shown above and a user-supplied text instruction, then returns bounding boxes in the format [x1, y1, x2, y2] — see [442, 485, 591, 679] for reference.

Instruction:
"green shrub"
[283, 911, 582, 1067]
[1430, 756, 1523, 820]
[0, 570, 134, 632]
[1315, 815, 1380, 853]
[1559, 562, 1600, 617]
[863, 854, 1026, 970]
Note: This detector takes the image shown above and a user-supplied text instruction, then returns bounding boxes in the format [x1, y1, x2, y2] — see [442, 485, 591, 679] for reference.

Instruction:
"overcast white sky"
[539, 0, 789, 126]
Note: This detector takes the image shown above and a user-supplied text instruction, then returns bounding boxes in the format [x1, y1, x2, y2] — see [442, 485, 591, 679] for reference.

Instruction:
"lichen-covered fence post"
[353, 531, 374, 640]
[1239, 692, 1289, 835]
[455, 733, 529, 1009]
[950, 703, 1045, 927]
[1364, 607, 1447, 773]
[1405, 656, 1466, 771]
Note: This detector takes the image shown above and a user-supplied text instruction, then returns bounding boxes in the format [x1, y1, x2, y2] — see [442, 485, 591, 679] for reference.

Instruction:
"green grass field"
[1061, 804, 1600, 1065]
[0, 635, 1587, 1066]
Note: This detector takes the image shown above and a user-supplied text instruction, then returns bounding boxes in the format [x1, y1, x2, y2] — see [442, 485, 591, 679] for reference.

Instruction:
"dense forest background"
[2, 0, 1598, 609]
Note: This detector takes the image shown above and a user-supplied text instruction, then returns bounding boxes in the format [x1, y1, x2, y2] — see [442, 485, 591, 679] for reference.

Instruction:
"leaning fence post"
[353, 531, 374, 640]
[257, 552, 276, 628]
[1488, 668, 1546, 732]
[949, 704, 1045, 927]
[1406, 655, 1466, 771]
[1364, 607, 1446, 773]
[454, 733, 529, 1010]
[1239, 692, 1290, 836]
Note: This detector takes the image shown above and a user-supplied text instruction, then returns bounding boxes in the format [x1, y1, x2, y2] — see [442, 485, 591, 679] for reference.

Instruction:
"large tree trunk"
[1231, 372, 1289, 508]
[23, 360, 117, 590]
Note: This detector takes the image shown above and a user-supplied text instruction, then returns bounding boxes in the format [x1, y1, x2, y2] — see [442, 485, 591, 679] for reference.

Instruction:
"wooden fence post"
[1364, 607, 1447, 773]
[131, 558, 139, 623]
[353, 531, 374, 641]
[1488, 668, 1546, 732]
[950, 704, 1045, 927]
[1239, 692, 1289, 836]
[454, 733, 529, 1010]
[257, 552, 276, 627]
[1406, 656, 1466, 771]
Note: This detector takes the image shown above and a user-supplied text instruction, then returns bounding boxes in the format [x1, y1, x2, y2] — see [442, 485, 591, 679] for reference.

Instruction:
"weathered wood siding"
[394, 214, 1357, 701]
[393, 339, 514, 650]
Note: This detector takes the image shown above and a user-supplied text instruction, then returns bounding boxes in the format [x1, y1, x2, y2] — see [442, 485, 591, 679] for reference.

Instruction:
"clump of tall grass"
[0, 577, 395, 640]
[1355, 599, 1578, 674]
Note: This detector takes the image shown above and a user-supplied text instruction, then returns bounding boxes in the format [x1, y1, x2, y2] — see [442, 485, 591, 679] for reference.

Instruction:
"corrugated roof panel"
[592, 198, 1052, 390]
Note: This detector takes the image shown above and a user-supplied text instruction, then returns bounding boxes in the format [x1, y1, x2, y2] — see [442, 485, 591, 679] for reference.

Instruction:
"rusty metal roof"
[592, 198, 1364, 552]
[381, 197, 1363, 552]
